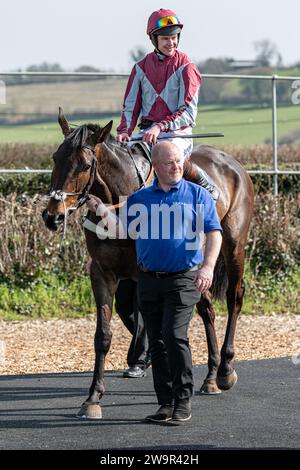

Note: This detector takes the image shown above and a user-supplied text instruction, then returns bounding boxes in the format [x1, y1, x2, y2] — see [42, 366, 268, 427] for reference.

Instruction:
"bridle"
[49, 145, 97, 238]
[49, 141, 153, 239]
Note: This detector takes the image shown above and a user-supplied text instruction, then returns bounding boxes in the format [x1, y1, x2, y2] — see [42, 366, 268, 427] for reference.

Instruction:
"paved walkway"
[0, 357, 299, 450]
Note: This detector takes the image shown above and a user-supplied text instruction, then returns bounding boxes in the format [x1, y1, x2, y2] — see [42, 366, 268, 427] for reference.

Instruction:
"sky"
[1, 0, 300, 72]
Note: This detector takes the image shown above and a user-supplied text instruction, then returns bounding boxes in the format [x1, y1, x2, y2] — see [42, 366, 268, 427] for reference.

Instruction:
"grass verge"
[0, 267, 298, 320]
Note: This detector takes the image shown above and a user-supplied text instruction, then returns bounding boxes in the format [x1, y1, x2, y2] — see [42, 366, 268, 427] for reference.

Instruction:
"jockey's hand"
[194, 264, 214, 293]
[142, 124, 161, 145]
[117, 133, 130, 143]
[86, 195, 103, 213]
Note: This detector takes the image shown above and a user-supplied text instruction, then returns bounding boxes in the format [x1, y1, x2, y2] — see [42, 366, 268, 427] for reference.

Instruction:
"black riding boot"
[183, 160, 219, 202]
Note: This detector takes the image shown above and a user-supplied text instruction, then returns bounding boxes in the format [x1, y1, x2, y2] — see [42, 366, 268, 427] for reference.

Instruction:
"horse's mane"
[65, 124, 101, 149]
[65, 123, 124, 150]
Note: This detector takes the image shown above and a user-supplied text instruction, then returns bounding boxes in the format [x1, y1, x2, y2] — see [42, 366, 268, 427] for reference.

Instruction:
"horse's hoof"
[216, 370, 238, 391]
[77, 402, 102, 419]
[199, 379, 222, 395]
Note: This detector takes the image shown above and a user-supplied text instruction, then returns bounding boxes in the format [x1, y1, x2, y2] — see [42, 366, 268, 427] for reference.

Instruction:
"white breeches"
[128, 129, 193, 160]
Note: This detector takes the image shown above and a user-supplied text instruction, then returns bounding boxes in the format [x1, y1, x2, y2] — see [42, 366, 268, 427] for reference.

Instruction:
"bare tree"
[130, 46, 147, 63]
[253, 39, 281, 67]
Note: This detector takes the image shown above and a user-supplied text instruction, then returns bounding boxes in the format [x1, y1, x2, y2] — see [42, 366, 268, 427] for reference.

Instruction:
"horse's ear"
[95, 120, 113, 143]
[58, 107, 71, 137]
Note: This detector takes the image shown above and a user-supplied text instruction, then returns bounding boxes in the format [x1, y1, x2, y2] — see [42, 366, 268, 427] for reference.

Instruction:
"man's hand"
[85, 257, 92, 274]
[194, 230, 222, 293]
[142, 124, 161, 144]
[86, 195, 102, 213]
[117, 133, 130, 142]
[194, 264, 214, 293]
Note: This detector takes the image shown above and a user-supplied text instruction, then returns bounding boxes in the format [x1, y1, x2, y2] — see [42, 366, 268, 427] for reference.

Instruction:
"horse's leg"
[197, 291, 222, 394]
[77, 260, 117, 419]
[216, 246, 245, 391]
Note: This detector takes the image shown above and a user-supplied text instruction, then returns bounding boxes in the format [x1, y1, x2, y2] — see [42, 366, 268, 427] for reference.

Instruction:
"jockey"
[117, 8, 218, 200]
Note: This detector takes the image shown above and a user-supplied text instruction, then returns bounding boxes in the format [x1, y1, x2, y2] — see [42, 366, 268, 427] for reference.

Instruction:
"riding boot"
[183, 159, 220, 202]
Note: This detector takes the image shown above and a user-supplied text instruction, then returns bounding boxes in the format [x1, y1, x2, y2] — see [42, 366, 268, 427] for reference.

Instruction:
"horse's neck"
[91, 174, 114, 204]
[92, 141, 149, 203]
[89, 142, 119, 204]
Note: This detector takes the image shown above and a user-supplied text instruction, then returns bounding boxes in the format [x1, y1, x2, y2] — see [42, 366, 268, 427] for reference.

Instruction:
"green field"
[0, 104, 299, 146]
[197, 104, 300, 146]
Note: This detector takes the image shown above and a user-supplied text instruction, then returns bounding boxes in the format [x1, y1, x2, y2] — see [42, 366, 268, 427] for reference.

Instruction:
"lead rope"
[49, 190, 77, 241]
[62, 198, 68, 240]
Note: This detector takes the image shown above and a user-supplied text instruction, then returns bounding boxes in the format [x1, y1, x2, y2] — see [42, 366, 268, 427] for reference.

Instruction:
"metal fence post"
[272, 75, 278, 196]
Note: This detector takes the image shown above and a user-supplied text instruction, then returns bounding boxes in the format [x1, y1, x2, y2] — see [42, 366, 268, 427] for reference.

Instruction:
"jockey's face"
[157, 34, 178, 56]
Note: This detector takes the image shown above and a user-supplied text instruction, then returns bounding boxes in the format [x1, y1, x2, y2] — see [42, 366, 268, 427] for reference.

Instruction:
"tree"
[75, 65, 101, 73]
[253, 39, 281, 67]
[26, 62, 64, 72]
[197, 58, 233, 104]
[130, 46, 147, 63]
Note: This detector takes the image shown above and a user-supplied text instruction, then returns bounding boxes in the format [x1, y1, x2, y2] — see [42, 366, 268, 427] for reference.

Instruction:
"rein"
[90, 147, 153, 214]
[126, 144, 152, 188]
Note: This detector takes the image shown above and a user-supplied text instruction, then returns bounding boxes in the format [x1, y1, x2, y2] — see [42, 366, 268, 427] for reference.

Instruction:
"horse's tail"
[211, 253, 228, 301]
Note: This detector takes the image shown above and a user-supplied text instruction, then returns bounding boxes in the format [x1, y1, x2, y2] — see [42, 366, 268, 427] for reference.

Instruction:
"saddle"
[130, 141, 152, 164]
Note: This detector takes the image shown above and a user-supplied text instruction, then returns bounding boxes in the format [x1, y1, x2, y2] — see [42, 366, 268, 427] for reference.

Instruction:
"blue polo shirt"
[120, 178, 222, 272]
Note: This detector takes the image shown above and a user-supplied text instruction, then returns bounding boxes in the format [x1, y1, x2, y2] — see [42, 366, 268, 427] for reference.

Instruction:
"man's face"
[153, 151, 184, 186]
[157, 34, 178, 56]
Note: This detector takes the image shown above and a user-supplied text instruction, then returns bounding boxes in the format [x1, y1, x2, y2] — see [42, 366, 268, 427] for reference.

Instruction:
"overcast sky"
[1, 0, 299, 71]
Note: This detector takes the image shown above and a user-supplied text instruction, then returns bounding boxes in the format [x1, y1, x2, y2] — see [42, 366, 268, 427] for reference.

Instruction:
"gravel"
[0, 314, 299, 375]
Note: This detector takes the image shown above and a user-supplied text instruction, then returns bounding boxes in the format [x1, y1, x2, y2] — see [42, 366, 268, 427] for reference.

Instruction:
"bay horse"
[42, 108, 254, 419]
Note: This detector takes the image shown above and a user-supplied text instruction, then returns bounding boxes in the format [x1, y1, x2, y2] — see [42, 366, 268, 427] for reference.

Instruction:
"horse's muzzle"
[42, 209, 65, 231]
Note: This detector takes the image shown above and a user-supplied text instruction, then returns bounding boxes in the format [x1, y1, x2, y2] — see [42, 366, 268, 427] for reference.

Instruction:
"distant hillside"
[0, 79, 127, 124]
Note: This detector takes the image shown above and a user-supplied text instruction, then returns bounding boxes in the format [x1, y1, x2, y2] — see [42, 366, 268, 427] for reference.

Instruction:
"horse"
[42, 108, 254, 419]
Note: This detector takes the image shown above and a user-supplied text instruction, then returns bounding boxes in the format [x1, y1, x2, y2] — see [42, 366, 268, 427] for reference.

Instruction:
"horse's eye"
[80, 163, 91, 172]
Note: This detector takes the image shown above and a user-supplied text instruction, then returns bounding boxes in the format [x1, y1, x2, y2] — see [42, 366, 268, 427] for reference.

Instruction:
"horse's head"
[42, 107, 113, 231]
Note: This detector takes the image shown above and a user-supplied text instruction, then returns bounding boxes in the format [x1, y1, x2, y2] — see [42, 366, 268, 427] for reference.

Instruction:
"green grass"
[0, 118, 115, 145]
[197, 104, 300, 145]
[214, 267, 300, 316]
[0, 104, 299, 146]
[0, 267, 298, 320]
[0, 274, 96, 320]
